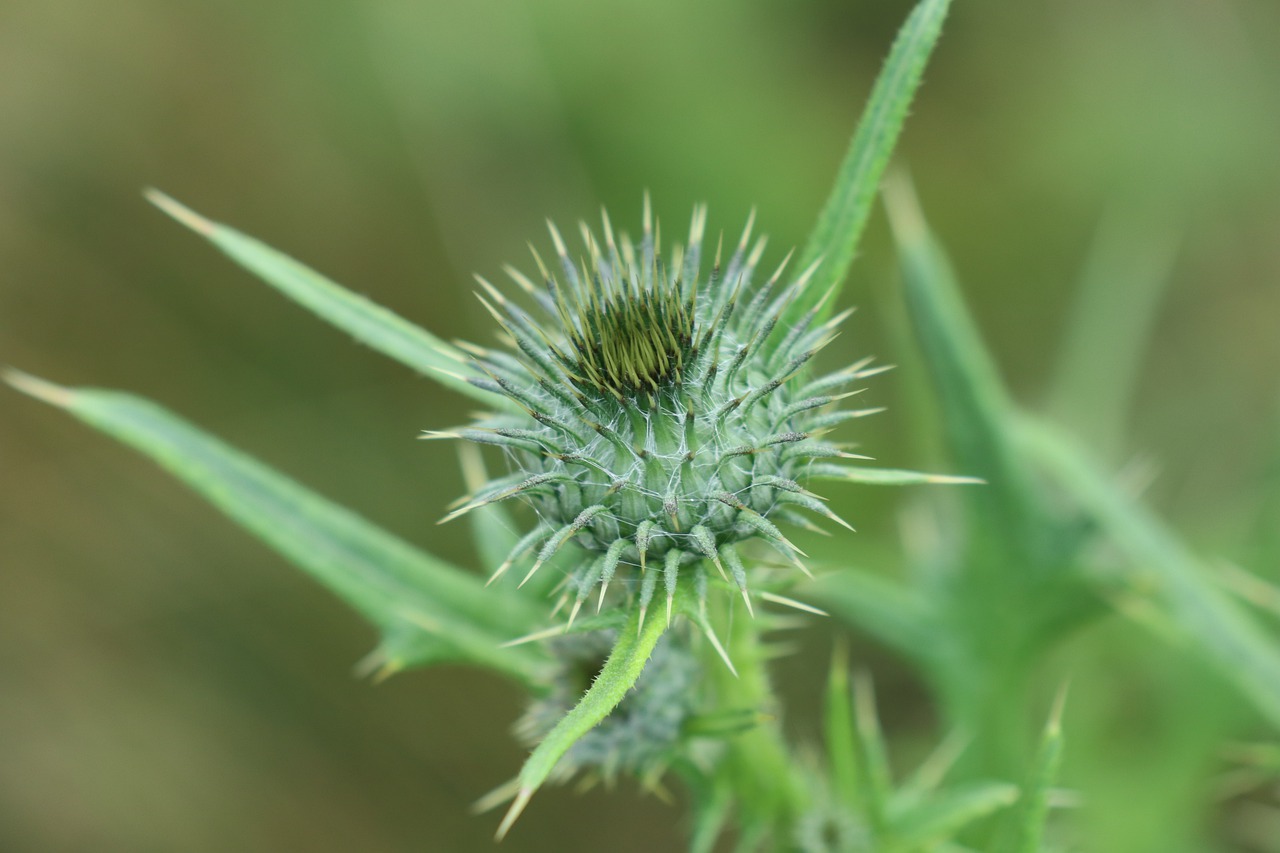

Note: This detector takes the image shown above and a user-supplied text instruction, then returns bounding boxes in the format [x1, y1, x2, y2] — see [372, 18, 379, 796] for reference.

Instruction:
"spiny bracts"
[428, 199, 888, 624]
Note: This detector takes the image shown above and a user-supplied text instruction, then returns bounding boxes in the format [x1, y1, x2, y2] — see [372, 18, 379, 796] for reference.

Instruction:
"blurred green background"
[3, 0, 1279, 850]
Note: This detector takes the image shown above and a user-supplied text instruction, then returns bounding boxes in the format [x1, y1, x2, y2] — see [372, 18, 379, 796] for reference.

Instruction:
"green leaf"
[1047, 205, 1179, 461]
[782, 0, 953, 330]
[1002, 686, 1066, 853]
[7, 371, 550, 686]
[805, 570, 933, 665]
[1019, 416, 1280, 728]
[850, 671, 893, 840]
[495, 587, 681, 839]
[146, 190, 510, 410]
[884, 172, 1052, 563]
[688, 777, 734, 853]
[825, 645, 860, 813]
[892, 780, 1020, 847]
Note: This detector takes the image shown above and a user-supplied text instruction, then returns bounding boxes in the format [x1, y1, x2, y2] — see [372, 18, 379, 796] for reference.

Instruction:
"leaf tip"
[144, 188, 215, 236]
[495, 786, 534, 840]
[3, 369, 75, 408]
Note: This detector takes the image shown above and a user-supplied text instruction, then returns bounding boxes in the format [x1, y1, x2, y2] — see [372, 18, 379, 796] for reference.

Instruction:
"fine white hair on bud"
[442, 199, 879, 614]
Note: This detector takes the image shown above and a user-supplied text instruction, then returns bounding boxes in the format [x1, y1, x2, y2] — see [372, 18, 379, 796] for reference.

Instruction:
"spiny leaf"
[1018, 416, 1280, 729]
[884, 171, 1053, 564]
[6, 371, 549, 685]
[782, 0, 954, 331]
[496, 585, 683, 839]
[146, 190, 511, 410]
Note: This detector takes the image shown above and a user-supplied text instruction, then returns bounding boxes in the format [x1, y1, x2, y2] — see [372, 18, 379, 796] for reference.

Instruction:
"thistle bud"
[442, 200, 876, 615]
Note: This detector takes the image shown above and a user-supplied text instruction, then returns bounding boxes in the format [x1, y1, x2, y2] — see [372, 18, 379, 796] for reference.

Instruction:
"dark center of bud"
[562, 275, 696, 398]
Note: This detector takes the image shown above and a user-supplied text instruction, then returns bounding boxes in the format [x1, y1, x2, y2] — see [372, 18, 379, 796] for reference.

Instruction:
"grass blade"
[782, 0, 953, 329]
[495, 587, 681, 839]
[7, 371, 549, 685]
[146, 190, 509, 409]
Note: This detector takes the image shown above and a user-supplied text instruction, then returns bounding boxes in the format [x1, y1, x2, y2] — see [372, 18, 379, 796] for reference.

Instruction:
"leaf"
[688, 777, 734, 853]
[6, 371, 550, 686]
[850, 671, 893, 840]
[146, 190, 510, 410]
[495, 586, 681, 839]
[781, 0, 953, 330]
[1002, 685, 1067, 853]
[892, 780, 1020, 847]
[804, 570, 934, 665]
[1046, 205, 1179, 461]
[884, 172, 1053, 563]
[825, 645, 860, 813]
[1018, 416, 1280, 728]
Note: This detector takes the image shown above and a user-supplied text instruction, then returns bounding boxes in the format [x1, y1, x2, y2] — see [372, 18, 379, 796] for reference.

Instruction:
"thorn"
[701, 623, 738, 677]
[759, 591, 827, 617]
[144, 188, 216, 236]
[500, 625, 566, 648]
[518, 558, 546, 588]
[495, 787, 533, 840]
[740, 586, 755, 618]
[637, 604, 648, 637]
[3, 369, 75, 406]
[472, 777, 522, 815]
[597, 579, 610, 613]
[566, 596, 585, 631]
[417, 430, 462, 441]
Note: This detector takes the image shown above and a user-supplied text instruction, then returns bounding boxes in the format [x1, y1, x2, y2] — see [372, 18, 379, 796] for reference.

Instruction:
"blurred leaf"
[1048, 205, 1179, 461]
[892, 780, 1019, 847]
[851, 671, 893, 840]
[146, 190, 511, 410]
[825, 646, 860, 813]
[1018, 416, 1280, 728]
[6, 371, 550, 686]
[805, 570, 933, 664]
[1001, 686, 1066, 853]
[884, 172, 1050, 561]
[495, 586, 681, 839]
[688, 778, 734, 853]
[782, 0, 953, 331]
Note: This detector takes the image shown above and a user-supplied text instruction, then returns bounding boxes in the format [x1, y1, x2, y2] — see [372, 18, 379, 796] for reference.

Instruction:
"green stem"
[703, 596, 808, 846]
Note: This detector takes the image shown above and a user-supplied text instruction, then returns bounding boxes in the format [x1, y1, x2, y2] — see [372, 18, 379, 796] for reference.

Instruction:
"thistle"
[432, 198, 887, 626]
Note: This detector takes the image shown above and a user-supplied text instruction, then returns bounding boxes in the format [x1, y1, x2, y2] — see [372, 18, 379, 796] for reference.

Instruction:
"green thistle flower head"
[436, 198, 884, 622]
